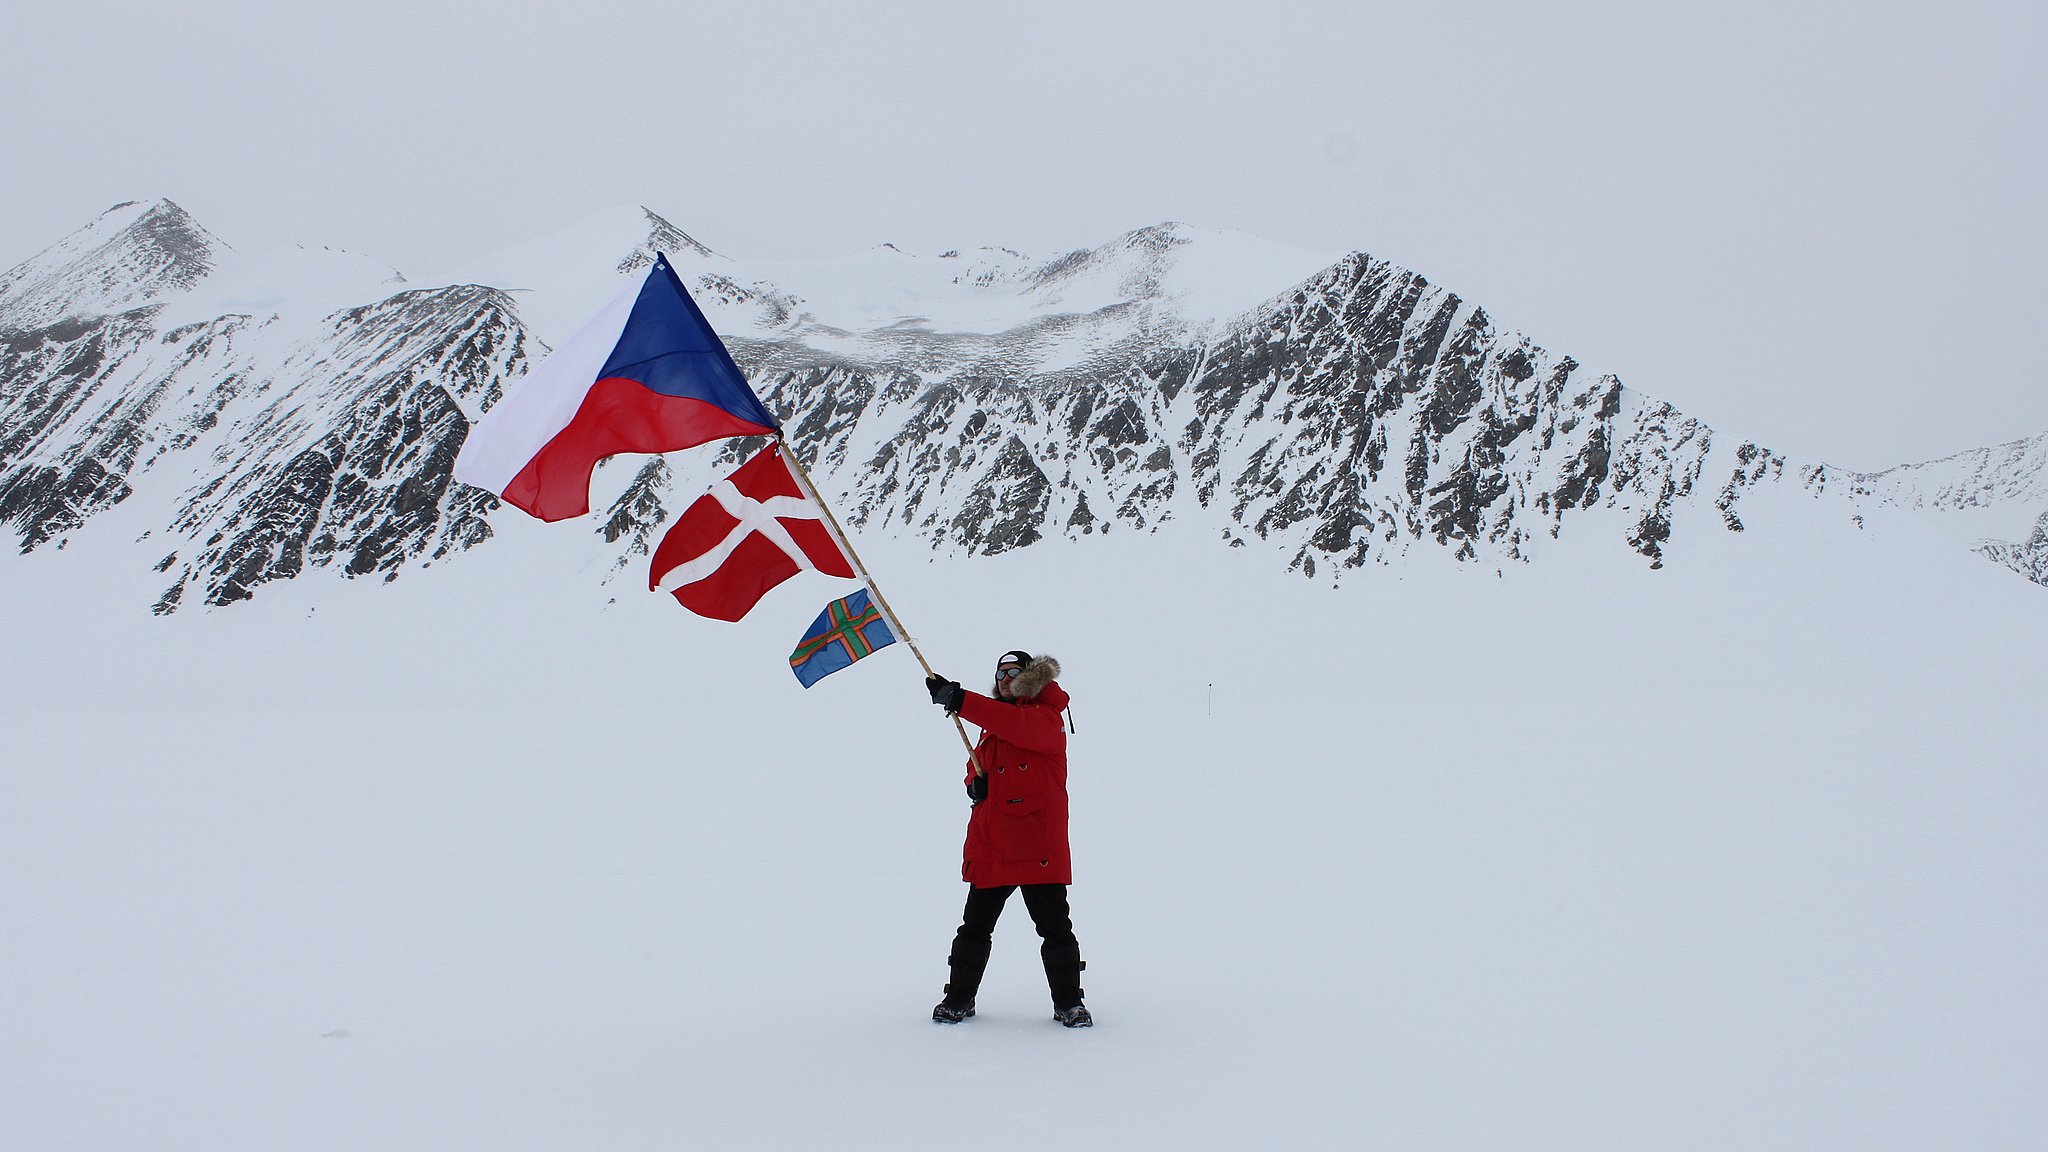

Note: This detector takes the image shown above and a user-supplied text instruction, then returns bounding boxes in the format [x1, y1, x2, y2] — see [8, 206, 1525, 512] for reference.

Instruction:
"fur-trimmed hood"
[1006, 654, 1061, 700]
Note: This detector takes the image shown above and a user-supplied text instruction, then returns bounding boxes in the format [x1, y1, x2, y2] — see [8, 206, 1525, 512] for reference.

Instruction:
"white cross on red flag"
[649, 444, 857, 621]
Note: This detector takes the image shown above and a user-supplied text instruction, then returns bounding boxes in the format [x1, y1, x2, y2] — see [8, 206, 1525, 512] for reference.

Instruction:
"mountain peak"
[629, 207, 717, 269]
[0, 198, 223, 329]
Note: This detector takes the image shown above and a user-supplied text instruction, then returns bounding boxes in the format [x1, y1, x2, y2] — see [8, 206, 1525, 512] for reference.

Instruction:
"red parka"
[956, 656, 1071, 888]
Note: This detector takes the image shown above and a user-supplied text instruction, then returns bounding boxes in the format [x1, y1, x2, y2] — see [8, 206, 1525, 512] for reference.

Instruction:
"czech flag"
[789, 587, 898, 687]
[453, 253, 778, 522]
[649, 444, 857, 621]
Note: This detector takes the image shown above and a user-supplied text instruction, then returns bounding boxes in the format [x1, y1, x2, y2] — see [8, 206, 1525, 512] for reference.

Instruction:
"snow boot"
[1041, 942, 1089, 1025]
[932, 938, 991, 1024]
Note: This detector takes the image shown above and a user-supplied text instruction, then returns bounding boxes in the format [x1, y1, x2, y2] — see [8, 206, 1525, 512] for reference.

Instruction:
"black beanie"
[999, 649, 1033, 667]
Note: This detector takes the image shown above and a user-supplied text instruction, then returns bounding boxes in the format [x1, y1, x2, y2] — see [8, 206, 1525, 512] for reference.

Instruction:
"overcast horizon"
[5, 0, 2042, 472]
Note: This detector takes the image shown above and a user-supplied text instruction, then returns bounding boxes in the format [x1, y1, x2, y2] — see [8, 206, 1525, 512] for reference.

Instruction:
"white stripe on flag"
[651, 481, 827, 594]
[451, 264, 652, 495]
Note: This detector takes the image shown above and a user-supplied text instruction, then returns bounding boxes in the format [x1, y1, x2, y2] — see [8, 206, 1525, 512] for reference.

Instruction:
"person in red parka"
[924, 650, 1091, 1027]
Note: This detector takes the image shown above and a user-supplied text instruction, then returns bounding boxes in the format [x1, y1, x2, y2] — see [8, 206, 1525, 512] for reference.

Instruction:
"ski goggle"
[996, 666, 1024, 680]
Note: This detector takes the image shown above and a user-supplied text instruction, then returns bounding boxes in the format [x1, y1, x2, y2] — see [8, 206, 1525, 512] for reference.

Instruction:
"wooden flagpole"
[774, 434, 986, 775]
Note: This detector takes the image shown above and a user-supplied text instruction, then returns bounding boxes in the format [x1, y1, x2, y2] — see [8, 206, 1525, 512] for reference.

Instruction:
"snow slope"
[5, 480, 2045, 1151]
[445, 206, 1342, 345]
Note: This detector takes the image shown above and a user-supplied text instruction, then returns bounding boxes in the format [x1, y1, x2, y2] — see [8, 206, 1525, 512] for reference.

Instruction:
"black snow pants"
[944, 883, 1085, 1009]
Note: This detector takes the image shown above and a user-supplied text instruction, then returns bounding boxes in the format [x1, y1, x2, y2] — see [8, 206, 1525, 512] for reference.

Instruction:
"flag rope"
[775, 434, 986, 776]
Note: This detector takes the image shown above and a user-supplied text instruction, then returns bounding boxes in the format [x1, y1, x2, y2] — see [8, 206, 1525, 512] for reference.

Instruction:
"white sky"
[3, 0, 2041, 469]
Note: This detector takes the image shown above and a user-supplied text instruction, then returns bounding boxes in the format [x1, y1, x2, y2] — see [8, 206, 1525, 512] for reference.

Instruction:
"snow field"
[4, 504, 2046, 1150]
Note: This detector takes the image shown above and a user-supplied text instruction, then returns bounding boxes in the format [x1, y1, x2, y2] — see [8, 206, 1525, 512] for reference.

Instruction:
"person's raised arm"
[955, 692, 1065, 754]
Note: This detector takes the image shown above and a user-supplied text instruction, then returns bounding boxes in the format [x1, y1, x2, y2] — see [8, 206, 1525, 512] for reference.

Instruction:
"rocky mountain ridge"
[2, 199, 2041, 611]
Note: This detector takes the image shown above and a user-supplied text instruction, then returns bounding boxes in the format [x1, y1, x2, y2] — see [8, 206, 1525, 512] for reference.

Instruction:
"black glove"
[925, 673, 964, 713]
[966, 773, 988, 805]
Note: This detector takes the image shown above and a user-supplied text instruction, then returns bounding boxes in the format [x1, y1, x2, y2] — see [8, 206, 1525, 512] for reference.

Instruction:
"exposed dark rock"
[199, 445, 337, 605]
[600, 457, 673, 568]
[0, 458, 134, 551]
[950, 435, 1049, 554]
[1976, 510, 2048, 585]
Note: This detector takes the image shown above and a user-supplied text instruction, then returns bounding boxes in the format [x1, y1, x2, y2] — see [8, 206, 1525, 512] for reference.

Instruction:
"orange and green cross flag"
[789, 587, 898, 687]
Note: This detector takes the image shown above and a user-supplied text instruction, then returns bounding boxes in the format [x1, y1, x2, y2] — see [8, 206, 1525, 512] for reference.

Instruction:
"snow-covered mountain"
[1845, 432, 2048, 585]
[2, 199, 2042, 610]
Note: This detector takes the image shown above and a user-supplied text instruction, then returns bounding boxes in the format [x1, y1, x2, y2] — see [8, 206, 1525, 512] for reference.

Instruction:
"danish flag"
[649, 444, 857, 621]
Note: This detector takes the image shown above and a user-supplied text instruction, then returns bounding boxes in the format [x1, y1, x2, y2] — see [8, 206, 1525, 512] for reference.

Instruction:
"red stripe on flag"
[501, 377, 775, 522]
[776, 516, 856, 578]
[667, 532, 802, 621]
